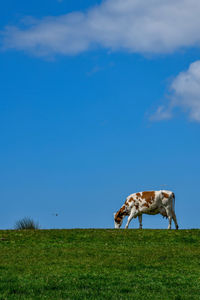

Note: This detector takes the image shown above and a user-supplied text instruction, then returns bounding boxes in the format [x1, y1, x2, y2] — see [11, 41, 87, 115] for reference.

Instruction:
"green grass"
[0, 229, 199, 299]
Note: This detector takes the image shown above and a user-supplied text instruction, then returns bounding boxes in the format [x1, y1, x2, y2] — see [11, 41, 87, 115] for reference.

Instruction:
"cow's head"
[113, 212, 123, 229]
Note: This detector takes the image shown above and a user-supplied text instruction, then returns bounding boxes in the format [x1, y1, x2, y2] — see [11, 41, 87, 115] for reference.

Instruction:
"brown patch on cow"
[114, 210, 123, 224]
[142, 203, 149, 208]
[114, 205, 129, 224]
[141, 191, 155, 204]
[121, 205, 126, 212]
[135, 204, 139, 210]
[136, 193, 141, 197]
[114, 215, 122, 224]
[162, 192, 169, 198]
[128, 197, 133, 203]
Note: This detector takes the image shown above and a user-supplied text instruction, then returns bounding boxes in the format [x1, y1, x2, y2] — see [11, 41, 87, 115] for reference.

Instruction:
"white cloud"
[152, 60, 200, 122]
[2, 0, 200, 56]
[2, 0, 200, 122]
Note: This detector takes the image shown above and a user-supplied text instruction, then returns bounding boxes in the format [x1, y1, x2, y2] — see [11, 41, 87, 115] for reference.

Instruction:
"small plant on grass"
[14, 217, 40, 230]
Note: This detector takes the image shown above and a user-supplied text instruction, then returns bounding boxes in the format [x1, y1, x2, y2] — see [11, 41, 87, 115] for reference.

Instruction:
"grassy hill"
[0, 229, 199, 299]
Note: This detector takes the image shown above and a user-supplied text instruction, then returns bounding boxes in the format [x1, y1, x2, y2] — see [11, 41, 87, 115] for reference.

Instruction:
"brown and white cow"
[114, 190, 178, 229]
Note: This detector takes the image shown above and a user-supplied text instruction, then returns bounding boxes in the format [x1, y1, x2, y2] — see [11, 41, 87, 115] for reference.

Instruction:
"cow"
[114, 190, 178, 229]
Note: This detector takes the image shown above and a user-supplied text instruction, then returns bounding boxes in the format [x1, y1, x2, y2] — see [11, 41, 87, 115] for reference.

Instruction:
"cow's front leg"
[125, 210, 137, 229]
[138, 215, 142, 229]
[125, 214, 133, 229]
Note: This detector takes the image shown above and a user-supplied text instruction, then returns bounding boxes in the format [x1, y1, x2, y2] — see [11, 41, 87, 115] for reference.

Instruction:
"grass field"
[0, 229, 199, 299]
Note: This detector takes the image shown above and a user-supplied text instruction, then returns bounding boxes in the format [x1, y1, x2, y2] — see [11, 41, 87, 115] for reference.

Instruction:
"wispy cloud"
[152, 60, 200, 122]
[86, 66, 103, 76]
[150, 105, 173, 121]
[2, 0, 200, 57]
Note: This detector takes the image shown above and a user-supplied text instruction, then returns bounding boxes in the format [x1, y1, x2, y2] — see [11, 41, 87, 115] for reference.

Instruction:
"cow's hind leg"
[138, 215, 142, 229]
[165, 207, 172, 229]
[172, 210, 179, 230]
[168, 216, 172, 229]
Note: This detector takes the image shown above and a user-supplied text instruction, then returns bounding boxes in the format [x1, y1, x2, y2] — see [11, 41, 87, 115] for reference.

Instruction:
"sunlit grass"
[0, 229, 199, 299]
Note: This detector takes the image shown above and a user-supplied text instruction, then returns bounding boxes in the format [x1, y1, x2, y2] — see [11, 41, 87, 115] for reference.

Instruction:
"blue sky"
[0, 0, 200, 229]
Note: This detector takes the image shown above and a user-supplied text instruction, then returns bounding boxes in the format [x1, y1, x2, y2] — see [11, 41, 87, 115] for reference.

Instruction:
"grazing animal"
[114, 190, 178, 229]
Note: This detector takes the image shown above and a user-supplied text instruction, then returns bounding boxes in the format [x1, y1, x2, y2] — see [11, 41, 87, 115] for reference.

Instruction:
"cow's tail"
[172, 192, 175, 211]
